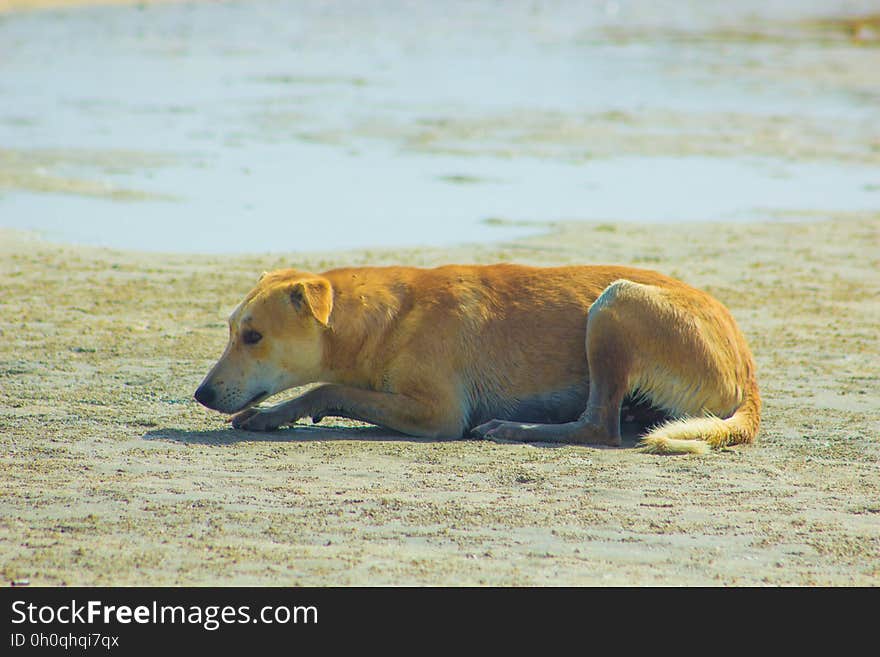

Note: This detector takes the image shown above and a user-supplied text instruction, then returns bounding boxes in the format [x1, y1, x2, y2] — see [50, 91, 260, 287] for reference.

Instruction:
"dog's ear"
[289, 278, 333, 327]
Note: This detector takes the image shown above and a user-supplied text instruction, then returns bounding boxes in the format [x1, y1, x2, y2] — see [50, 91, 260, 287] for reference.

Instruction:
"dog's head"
[194, 269, 333, 414]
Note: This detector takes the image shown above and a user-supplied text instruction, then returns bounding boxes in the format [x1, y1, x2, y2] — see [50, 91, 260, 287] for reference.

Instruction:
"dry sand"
[1, 214, 878, 586]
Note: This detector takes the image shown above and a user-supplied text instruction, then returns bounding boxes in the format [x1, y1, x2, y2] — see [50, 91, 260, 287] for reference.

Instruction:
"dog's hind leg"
[472, 279, 747, 448]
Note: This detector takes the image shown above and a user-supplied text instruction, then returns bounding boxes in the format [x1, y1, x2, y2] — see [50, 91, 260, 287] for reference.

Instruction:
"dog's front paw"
[231, 407, 283, 432]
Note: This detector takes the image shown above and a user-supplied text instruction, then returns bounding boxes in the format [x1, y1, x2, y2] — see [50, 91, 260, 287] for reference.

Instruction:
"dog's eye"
[242, 329, 262, 345]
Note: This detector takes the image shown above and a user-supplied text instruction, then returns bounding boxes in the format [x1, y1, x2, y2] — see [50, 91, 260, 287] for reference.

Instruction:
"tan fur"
[194, 264, 760, 454]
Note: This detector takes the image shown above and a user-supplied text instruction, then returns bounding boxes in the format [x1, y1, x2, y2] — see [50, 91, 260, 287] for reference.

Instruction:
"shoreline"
[0, 207, 864, 260]
[0, 0, 195, 13]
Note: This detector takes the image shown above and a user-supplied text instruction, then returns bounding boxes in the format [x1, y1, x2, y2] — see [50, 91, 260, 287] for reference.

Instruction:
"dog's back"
[321, 264, 690, 429]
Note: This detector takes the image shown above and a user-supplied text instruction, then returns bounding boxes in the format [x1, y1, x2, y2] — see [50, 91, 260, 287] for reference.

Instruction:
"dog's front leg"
[230, 392, 317, 432]
[231, 383, 464, 439]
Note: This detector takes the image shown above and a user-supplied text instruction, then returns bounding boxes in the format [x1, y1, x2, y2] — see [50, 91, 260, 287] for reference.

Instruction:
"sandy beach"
[1, 0, 878, 586]
[1, 213, 878, 586]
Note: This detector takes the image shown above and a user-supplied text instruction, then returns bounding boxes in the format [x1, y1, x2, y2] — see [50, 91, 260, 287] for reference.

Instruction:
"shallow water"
[0, 0, 877, 253]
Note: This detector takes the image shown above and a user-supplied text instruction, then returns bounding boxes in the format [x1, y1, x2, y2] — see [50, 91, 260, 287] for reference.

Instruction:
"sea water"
[0, 0, 877, 253]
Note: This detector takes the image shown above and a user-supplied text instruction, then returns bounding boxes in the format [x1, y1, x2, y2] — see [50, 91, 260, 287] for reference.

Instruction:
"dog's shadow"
[143, 423, 428, 445]
[143, 422, 644, 448]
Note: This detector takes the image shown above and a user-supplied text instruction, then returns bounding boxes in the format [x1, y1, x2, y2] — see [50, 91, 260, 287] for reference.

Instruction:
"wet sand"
[0, 0, 187, 12]
[1, 214, 878, 586]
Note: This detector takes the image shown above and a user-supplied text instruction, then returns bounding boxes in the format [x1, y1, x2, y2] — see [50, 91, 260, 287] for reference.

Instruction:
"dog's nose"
[194, 384, 216, 408]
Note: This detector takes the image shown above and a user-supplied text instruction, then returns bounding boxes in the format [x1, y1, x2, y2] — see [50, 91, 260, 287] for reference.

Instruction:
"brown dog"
[194, 264, 760, 454]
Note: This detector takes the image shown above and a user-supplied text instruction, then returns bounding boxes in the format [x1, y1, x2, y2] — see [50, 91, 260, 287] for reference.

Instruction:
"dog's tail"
[637, 376, 761, 455]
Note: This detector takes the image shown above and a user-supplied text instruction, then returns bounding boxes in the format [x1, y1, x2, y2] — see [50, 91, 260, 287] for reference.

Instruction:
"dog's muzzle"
[194, 383, 217, 409]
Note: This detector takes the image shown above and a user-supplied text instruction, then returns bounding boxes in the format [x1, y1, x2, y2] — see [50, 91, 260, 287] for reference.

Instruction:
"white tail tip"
[638, 436, 711, 455]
